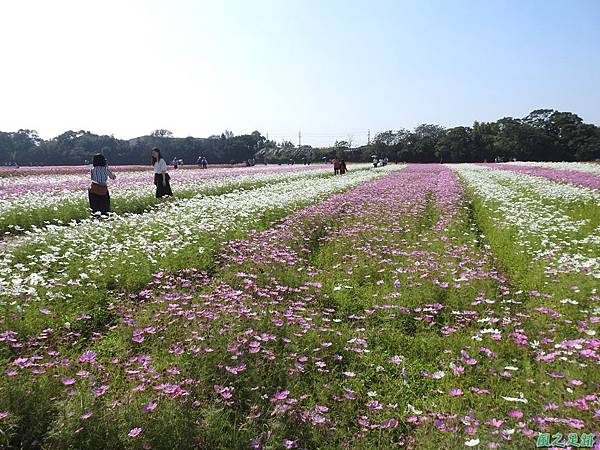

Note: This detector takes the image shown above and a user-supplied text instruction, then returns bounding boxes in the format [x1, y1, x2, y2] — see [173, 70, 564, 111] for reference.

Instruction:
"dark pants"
[154, 174, 173, 198]
[89, 191, 110, 215]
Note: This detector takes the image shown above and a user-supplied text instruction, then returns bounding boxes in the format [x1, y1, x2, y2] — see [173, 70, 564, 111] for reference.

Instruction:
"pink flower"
[507, 409, 523, 419]
[62, 378, 76, 386]
[389, 355, 403, 365]
[486, 418, 504, 427]
[450, 388, 463, 396]
[225, 363, 247, 375]
[271, 390, 290, 402]
[128, 427, 142, 438]
[81, 412, 93, 420]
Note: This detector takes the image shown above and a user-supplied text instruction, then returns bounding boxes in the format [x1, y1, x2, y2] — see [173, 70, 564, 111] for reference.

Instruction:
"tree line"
[0, 129, 269, 166]
[368, 109, 599, 163]
[1, 109, 598, 166]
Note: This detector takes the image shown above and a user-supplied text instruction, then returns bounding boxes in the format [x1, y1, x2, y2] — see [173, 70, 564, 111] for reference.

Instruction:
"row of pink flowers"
[479, 163, 600, 190]
[0, 164, 329, 198]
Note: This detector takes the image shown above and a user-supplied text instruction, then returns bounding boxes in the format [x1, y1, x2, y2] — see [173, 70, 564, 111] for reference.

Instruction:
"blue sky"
[1, 0, 598, 146]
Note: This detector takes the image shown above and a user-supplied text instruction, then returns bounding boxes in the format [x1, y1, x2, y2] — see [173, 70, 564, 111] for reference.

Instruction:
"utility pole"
[298, 131, 301, 148]
[368, 129, 371, 146]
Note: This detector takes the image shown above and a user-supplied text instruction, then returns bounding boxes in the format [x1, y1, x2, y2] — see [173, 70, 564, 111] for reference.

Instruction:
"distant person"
[197, 156, 203, 166]
[373, 158, 378, 167]
[152, 148, 173, 199]
[333, 158, 341, 175]
[339, 159, 347, 175]
[88, 153, 116, 216]
[172, 157, 179, 169]
[383, 157, 388, 166]
[202, 157, 208, 169]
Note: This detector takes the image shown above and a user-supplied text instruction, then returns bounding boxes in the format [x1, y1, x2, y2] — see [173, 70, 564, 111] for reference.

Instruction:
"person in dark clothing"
[339, 159, 347, 175]
[333, 158, 342, 175]
[152, 148, 173, 199]
[88, 153, 116, 215]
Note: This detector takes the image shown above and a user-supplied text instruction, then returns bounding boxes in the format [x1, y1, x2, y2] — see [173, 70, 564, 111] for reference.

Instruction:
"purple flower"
[79, 351, 97, 364]
[144, 402, 157, 413]
[62, 378, 76, 386]
[92, 385, 109, 396]
[380, 418, 399, 429]
[450, 388, 463, 396]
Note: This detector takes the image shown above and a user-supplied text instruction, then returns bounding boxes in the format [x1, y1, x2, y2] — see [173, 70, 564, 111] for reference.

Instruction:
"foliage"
[1, 109, 599, 166]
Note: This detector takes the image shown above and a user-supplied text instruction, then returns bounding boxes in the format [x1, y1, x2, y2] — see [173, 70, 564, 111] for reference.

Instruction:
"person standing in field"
[339, 159, 347, 174]
[152, 148, 173, 199]
[333, 158, 341, 175]
[202, 157, 208, 169]
[88, 153, 116, 216]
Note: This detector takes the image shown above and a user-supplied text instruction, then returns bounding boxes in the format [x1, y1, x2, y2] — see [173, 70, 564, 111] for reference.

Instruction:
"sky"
[1, 0, 599, 147]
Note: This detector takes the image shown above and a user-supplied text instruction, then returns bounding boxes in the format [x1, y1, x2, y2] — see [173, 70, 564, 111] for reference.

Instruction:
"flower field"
[0, 164, 351, 234]
[0, 163, 598, 449]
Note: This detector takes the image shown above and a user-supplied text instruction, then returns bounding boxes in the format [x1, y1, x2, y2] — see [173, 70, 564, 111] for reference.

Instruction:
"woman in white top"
[151, 147, 173, 198]
[89, 153, 116, 215]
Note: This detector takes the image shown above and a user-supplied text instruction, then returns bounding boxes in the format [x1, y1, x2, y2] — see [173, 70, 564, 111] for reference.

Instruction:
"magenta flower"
[62, 378, 76, 386]
[449, 388, 463, 396]
[507, 409, 523, 419]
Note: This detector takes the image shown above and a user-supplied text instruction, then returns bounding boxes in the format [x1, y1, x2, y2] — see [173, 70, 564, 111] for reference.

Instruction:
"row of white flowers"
[0, 165, 401, 307]
[449, 164, 600, 278]
[0, 165, 369, 231]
